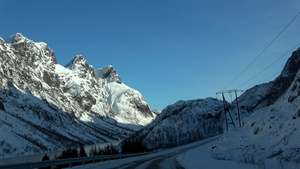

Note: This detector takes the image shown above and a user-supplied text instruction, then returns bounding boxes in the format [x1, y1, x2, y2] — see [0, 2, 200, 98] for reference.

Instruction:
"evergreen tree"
[109, 143, 119, 154]
[89, 146, 97, 156]
[104, 145, 110, 155]
[98, 147, 104, 156]
[79, 146, 87, 157]
[41, 154, 50, 161]
[39, 155, 51, 169]
[58, 148, 78, 159]
[121, 139, 147, 154]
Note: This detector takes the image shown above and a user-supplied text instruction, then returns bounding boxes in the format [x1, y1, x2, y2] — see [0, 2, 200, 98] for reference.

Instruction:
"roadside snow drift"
[212, 48, 300, 166]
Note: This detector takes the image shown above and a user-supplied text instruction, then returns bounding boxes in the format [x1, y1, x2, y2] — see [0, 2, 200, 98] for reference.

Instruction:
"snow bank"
[177, 139, 257, 169]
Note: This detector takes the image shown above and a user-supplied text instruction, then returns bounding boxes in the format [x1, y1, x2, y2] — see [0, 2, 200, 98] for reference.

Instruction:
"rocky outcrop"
[95, 65, 122, 83]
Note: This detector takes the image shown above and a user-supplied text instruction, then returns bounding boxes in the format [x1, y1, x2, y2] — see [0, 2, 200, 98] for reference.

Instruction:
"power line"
[237, 42, 300, 89]
[222, 10, 300, 90]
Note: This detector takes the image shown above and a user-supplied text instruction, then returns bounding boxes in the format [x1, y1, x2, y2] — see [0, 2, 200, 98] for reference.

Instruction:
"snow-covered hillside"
[0, 33, 155, 158]
[122, 98, 226, 151]
[211, 48, 300, 166]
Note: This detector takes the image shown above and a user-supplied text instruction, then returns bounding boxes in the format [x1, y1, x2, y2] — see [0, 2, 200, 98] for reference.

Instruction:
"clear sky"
[1, 0, 300, 110]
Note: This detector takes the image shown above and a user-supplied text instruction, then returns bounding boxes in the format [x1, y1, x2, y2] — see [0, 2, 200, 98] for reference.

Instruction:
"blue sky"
[1, 0, 300, 109]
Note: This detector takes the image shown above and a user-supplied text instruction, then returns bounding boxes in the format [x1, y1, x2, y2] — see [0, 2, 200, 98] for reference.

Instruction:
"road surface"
[73, 136, 220, 169]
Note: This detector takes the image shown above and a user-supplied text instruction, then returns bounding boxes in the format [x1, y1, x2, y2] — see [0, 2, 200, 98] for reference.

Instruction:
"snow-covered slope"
[94, 66, 154, 125]
[0, 33, 155, 158]
[211, 48, 300, 166]
[122, 98, 225, 151]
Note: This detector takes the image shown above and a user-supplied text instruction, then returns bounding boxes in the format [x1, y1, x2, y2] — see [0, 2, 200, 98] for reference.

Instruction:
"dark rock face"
[261, 49, 300, 107]
[8, 33, 57, 65]
[0, 102, 5, 111]
[43, 71, 60, 88]
[95, 65, 122, 83]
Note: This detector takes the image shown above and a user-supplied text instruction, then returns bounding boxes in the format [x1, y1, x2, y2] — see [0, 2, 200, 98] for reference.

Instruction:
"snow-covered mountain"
[0, 33, 155, 158]
[211, 48, 300, 166]
[152, 109, 162, 115]
[122, 98, 225, 152]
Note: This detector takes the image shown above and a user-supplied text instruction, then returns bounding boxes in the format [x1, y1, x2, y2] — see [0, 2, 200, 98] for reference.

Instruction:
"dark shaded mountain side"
[121, 98, 225, 153]
[238, 48, 300, 112]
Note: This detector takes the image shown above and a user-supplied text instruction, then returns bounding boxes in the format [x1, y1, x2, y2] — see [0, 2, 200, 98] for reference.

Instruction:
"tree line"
[40, 144, 119, 169]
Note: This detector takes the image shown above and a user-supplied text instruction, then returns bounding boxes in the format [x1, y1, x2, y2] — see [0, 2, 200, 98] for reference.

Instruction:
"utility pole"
[235, 90, 242, 127]
[216, 89, 243, 131]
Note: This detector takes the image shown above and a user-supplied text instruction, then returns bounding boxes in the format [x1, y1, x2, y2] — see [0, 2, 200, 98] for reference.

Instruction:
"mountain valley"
[1, 33, 300, 168]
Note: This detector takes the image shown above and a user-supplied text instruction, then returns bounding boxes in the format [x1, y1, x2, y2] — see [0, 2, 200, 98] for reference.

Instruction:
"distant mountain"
[211, 48, 300, 166]
[122, 98, 226, 152]
[152, 109, 162, 115]
[0, 33, 156, 158]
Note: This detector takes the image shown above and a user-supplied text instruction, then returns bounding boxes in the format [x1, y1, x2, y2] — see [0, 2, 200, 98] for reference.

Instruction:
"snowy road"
[72, 136, 220, 169]
[110, 151, 184, 169]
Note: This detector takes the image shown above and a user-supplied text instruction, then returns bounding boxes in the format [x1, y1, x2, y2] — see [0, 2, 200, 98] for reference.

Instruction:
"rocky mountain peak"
[5, 33, 27, 44]
[4, 33, 57, 65]
[65, 54, 95, 78]
[95, 65, 122, 83]
[0, 37, 5, 45]
[66, 54, 89, 69]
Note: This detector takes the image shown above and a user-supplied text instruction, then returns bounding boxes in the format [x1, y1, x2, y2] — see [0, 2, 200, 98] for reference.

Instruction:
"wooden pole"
[235, 90, 242, 127]
[222, 93, 229, 131]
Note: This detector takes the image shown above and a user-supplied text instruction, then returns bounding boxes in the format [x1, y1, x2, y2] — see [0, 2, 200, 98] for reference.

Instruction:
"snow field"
[180, 137, 300, 169]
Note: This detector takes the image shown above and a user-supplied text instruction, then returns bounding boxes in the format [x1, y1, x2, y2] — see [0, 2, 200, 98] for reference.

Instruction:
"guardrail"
[0, 152, 151, 169]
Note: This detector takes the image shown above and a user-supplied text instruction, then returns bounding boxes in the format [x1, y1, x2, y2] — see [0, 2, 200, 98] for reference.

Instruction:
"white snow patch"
[177, 139, 257, 169]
